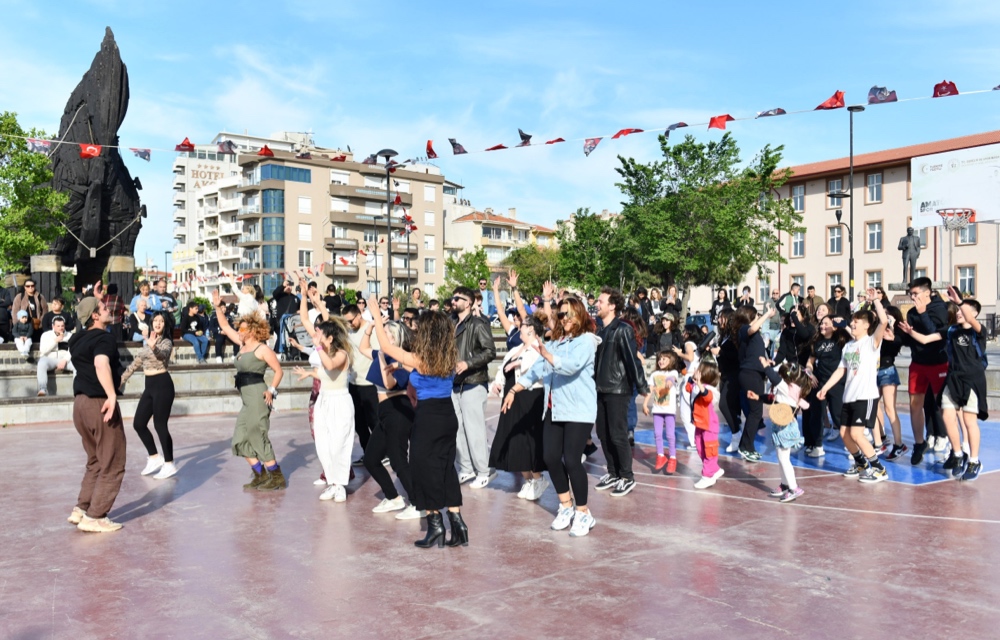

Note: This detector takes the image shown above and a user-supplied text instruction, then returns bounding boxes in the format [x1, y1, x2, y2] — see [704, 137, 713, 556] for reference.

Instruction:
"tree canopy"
[0, 112, 68, 273]
[500, 244, 559, 297]
[443, 246, 489, 292]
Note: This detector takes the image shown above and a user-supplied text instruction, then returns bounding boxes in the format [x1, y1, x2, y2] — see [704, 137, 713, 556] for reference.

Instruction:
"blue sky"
[2, 0, 1000, 269]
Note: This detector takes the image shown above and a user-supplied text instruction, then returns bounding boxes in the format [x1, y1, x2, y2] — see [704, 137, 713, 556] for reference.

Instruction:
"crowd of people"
[55, 270, 990, 539]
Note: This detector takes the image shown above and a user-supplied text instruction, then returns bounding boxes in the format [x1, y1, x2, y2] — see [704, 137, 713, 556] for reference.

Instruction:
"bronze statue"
[897, 227, 921, 284]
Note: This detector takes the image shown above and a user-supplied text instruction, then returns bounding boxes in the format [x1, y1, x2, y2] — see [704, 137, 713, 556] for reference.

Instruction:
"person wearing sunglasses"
[477, 279, 496, 322]
[12, 278, 47, 340]
[451, 286, 497, 489]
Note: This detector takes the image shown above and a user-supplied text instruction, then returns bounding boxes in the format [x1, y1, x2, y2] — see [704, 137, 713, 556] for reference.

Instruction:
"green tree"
[0, 112, 68, 273]
[615, 132, 801, 315]
[443, 246, 489, 292]
[555, 208, 633, 293]
[500, 244, 560, 297]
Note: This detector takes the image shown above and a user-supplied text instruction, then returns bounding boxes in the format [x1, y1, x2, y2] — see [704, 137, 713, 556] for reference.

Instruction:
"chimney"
[484, 207, 493, 216]
[508, 207, 517, 219]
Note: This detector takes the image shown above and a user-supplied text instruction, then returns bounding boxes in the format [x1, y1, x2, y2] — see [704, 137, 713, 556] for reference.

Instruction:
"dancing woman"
[211, 289, 285, 491]
[369, 297, 467, 549]
[120, 311, 177, 480]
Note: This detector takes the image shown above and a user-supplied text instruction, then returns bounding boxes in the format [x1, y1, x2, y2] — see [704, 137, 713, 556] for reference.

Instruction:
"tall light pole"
[829, 104, 865, 300]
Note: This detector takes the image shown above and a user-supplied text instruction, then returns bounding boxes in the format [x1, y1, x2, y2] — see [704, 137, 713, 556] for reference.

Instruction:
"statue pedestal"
[30, 255, 63, 304]
[108, 255, 136, 302]
[887, 281, 950, 291]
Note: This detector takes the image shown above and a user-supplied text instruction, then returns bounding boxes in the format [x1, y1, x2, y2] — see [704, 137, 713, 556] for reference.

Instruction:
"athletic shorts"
[941, 387, 979, 414]
[877, 366, 900, 388]
[840, 399, 878, 429]
[908, 362, 948, 396]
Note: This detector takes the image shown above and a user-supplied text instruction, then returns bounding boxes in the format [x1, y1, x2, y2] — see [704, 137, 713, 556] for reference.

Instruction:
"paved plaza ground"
[2, 399, 999, 639]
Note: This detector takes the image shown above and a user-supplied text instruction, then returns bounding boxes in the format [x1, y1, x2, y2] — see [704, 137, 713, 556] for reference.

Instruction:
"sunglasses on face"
[380, 301, 389, 305]
[403, 316, 415, 322]
[452, 296, 469, 303]
[557, 311, 574, 320]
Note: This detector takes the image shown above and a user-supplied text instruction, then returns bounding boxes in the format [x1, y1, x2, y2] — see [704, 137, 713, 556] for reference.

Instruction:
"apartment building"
[446, 207, 558, 273]
[685, 130, 1000, 315]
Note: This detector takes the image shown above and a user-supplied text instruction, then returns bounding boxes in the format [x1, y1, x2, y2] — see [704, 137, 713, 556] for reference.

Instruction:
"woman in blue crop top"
[370, 297, 467, 549]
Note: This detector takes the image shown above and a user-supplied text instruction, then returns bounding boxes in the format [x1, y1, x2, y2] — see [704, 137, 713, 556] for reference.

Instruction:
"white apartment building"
[446, 207, 557, 274]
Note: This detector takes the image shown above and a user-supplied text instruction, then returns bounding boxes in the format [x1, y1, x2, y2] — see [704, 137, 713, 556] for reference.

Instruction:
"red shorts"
[908, 362, 949, 396]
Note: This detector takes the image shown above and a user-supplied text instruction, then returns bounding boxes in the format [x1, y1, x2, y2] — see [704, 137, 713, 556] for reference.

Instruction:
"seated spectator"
[210, 303, 239, 362]
[104, 283, 127, 342]
[129, 298, 150, 342]
[13, 310, 34, 358]
[42, 297, 76, 333]
[180, 302, 209, 364]
[36, 315, 75, 396]
[129, 280, 161, 314]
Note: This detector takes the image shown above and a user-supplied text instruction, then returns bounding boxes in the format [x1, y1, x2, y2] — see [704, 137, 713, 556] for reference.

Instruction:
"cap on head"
[76, 297, 100, 324]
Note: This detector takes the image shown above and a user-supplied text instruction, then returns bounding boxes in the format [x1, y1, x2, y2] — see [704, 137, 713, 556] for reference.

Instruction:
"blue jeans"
[627, 387, 638, 433]
[183, 333, 209, 361]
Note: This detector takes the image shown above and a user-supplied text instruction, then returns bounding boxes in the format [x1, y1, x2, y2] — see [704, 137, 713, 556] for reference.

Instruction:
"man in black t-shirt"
[323, 284, 342, 316]
[67, 291, 126, 533]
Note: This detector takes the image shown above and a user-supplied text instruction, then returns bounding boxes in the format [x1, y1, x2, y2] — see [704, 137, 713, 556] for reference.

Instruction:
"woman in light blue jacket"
[503, 295, 601, 538]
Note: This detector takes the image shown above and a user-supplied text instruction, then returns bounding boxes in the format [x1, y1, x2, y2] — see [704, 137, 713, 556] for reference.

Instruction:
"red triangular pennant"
[79, 144, 102, 158]
[545, 138, 565, 144]
[257, 145, 274, 157]
[933, 80, 959, 97]
[174, 137, 195, 152]
[426, 140, 438, 159]
[394, 193, 402, 205]
[583, 138, 602, 156]
[611, 128, 644, 139]
[708, 115, 734, 130]
[485, 144, 507, 151]
[330, 154, 347, 162]
[815, 90, 845, 110]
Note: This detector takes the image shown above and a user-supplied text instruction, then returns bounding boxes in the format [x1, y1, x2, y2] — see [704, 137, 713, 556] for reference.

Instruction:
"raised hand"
[492, 275, 502, 291]
[507, 270, 519, 289]
[542, 280, 555, 300]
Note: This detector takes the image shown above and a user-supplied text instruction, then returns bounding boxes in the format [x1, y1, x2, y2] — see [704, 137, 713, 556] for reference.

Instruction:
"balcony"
[220, 222, 242, 236]
[174, 231, 186, 241]
[237, 178, 282, 193]
[204, 226, 218, 239]
[219, 245, 242, 259]
[237, 261, 262, 271]
[329, 183, 413, 206]
[239, 231, 261, 245]
[238, 204, 261, 218]
[391, 267, 418, 279]
[202, 250, 220, 262]
[173, 165, 184, 174]
[204, 206, 219, 218]
[173, 181, 186, 191]
[391, 241, 418, 255]
[324, 263, 359, 278]
[324, 237, 359, 252]
[219, 197, 241, 212]
[173, 213, 186, 224]
[329, 210, 407, 228]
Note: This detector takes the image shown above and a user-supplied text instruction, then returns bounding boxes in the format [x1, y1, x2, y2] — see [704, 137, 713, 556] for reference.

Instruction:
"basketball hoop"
[937, 208, 976, 230]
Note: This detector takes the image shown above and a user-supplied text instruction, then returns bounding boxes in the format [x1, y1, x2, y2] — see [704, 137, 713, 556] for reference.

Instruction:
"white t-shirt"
[647, 370, 679, 414]
[840, 335, 880, 402]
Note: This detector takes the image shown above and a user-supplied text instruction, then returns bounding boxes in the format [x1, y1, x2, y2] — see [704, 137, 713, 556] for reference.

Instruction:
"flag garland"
[130, 147, 151, 161]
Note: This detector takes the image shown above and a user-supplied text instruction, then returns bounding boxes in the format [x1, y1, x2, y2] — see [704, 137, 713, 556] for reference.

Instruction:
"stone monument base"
[887, 281, 950, 291]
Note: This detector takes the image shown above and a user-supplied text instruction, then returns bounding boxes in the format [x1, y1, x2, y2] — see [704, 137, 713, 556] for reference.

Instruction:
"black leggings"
[363, 395, 415, 500]
[737, 369, 766, 452]
[133, 373, 175, 461]
[803, 381, 844, 447]
[349, 384, 379, 451]
[214, 335, 238, 359]
[719, 374, 742, 435]
[542, 416, 591, 507]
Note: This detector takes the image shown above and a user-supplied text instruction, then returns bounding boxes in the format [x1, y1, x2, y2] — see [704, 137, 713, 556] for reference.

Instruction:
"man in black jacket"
[827, 285, 851, 320]
[900, 277, 950, 464]
[451, 286, 497, 489]
[594, 287, 649, 498]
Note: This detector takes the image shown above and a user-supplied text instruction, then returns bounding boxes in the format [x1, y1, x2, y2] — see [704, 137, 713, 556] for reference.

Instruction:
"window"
[262, 245, 284, 270]
[364, 202, 383, 218]
[298, 196, 311, 214]
[828, 179, 843, 208]
[262, 273, 281, 294]
[424, 185, 436, 202]
[424, 235, 435, 250]
[332, 226, 347, 238]
[791, 185, 805, 212]
[330, 170, 349, 185]
[482, 225, 510, 241]
[537, 235, 549, 247]
[298, 250, 312, 268]
[791, 231, 805, 258]
[424, 211, 435, 226]
[828, 273, 842, 296]
[330, 196, 349, 212]
[485, 247, 507, 263]
[260, 164, 311, 183]
[516, 229, 529, 242]
[791, 275, 805, 288]
[827, 226, 842, 255]
[298, 223, 312, 241]
[867, 271, 882, 289]
[363, 230, 378, 244]
[759, 281, 771, 300]
[957, 223, 977, 245]
[363, 175, 384, 189]
[262, 218, 284, 242]
[367, 280, 381, 296]
[957, 266, 976, 295]
[424, 258, 436, 274]
[395, 180, 410, 193]
[866, 221, 882, 252]
[262, 189, 284, 213]
[917, 227, 928, 248]
[866, 172, 882, 203]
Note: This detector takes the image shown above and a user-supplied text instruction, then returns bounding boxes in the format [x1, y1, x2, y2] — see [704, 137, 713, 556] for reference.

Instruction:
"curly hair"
[316, 316, 353, 367]
[237, 313, 270, 343]
[413, 311, 457, 377]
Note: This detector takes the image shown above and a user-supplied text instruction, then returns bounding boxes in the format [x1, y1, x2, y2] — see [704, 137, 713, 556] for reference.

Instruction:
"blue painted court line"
[633, 414, 996, 486]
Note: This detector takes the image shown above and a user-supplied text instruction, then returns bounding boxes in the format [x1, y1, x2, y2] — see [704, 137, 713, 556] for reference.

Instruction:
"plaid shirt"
[103, 294, 127, 324]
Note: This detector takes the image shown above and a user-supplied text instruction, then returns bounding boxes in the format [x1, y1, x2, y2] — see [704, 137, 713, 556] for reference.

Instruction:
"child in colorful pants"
[690, 360, 723, 489]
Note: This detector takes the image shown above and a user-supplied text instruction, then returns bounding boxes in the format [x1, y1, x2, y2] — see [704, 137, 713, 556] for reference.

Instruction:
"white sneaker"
[313, 477, 328, 486]
[153, 462, 177, 479]
[711, 468, 725, 480]
[333, 485, 347, 502]
[529, 476, 549, 501]
[926, 435, 937, 450]
[726, 433, 742, 453]
[319, 484, 339, 501]
[694, 475, 718, 489]
[77, 515, 123, 533]
[933, 437, 948, 452]
[67, 506, 86, 525]
[470, 471, 497, 489]
[140, 455, 163, 476]
[807, 446, 826, 458]
[372, 496, 405, 513]
[216, 356, 223, 364]
[394, 505, 425, 520]
[569, 510, 596, 537]
[457, 472, 476, 484]
[517, 479, 534, 499]
[551, 505, 575, 531]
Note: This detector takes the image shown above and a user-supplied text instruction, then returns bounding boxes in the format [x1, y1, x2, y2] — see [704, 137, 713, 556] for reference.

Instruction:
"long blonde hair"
[316, 316, 353, 367]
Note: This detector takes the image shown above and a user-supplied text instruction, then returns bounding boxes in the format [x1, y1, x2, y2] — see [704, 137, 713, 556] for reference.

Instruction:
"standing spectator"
[709, 289, 732, 329]
[777, 283, 803, 317]
[270, 279, 299, 331]
[12, 310, 34, 358]
[852, 292, 871, 313]
[129, 281, 161, 315]
[662, 285, 682, 321]
[103, 283, 127, 343]
[827, 285, 851, 320]
[154, 279, 178, 334]
[66, 290, 126, 533]
[762, 289, 782, 349]
[410, 287, 425, 314]
[477, 278, 496, 320]
[12, 278, 46, 339]
[735, 286, 755, 310]
[180, 302, 210, 364]
[342, 304, 379, 463]
[36, 315, 75, 396]
[634, 286, 654, 326]
[356, 297, 374, 322]
[805, 285, 825, 311]
[451, 285, 497, 488]
[593, 286, 649, 498]
[323, 284, 343, 316]
[378, 296, 392, 320]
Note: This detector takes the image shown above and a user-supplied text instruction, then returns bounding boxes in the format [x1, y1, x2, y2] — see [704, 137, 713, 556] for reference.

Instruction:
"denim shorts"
[877, 366, 900, 388]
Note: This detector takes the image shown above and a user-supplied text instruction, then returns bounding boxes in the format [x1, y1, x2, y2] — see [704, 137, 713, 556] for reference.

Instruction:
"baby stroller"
[276, 312, 313, 361]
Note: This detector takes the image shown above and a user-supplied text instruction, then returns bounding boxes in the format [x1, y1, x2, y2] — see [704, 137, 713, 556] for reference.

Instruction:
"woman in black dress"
[489, 317, 547, 500]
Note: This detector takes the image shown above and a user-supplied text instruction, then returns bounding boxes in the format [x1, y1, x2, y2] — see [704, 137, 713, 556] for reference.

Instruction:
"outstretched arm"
[368, 294, 417, 369]
[295, 272, 318, 340]
[509, 270, 529, 321]
[493, 276, 513, 335]
[869, 288, 888, 349]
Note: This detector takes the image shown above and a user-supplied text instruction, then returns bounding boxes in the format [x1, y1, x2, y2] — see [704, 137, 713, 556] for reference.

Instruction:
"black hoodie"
[903, 292, 949, 366]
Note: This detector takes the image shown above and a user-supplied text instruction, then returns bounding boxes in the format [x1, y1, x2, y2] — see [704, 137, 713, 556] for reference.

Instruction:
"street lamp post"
[828, 104, 865, 300]
[834, 207, 853, 299]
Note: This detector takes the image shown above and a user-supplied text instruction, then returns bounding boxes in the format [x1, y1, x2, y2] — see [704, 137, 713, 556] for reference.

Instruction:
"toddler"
[643, 350, 682, 474]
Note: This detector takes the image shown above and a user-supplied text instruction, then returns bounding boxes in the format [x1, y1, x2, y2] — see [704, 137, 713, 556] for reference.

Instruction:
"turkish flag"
[426, 140, 438, 159]
[330, 154, 347, 162]
[174, 137, 195, 152]
[79, 143, 102, 158]
[612, 128, 644, 139]
[545, 138, 565, 144]
[815, 90, 845, 110]
[486, 144, 507, 151]
[394, 193, 402, 205]
[257, 145, 274, 157]
[933, 80, 959, 97]
[708, 115, 734, 130]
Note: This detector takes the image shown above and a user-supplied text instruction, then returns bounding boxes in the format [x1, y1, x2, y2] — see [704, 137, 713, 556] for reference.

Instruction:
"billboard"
[910, 142, 1000, 228]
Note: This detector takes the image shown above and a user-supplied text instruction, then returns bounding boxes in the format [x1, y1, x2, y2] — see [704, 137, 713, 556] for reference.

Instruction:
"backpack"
[945, 325, 988, 370]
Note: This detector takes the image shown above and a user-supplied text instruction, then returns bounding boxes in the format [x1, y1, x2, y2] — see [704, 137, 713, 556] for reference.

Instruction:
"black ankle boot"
[414, 512, 445, 548]
[445, 511, 469, 547]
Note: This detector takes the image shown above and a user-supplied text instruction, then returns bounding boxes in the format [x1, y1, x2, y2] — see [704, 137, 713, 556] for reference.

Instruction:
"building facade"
[446, 207, 557, 272]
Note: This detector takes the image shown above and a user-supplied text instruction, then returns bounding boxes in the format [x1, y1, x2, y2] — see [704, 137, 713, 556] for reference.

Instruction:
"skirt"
[489, 386, 545, 472]
[409, 397, 462, 511]
[771, 418, 804, 450]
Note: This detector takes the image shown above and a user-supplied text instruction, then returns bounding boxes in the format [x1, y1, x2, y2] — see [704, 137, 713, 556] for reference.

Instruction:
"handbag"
[768, 403, 795, 427]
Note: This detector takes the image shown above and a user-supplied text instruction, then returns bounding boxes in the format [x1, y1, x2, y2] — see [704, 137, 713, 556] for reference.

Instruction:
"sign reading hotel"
[190, 163, 226, 190]
[911, 142, 1000, 228]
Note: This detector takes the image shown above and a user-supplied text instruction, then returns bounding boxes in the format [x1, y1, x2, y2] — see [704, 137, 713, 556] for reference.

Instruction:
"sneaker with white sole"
[769, 484, 790, 498]
[712, 468, 725, 480]
[807, 446, 825, 458]
[457, 472, 476, 484]
[395, 505, 425, 520]
[933, 437, 948, 452]
[693, 475, 718, 489]
[517, 479, 534, 499]
[595, 474, 619, 491]
[569, 510, 596, 537]
[77, 515, 123, 533]
[313, 478, 328, 486]
[780, 487, 804, 502]
[140, 455, 163, 476]
[529, 476, 549, 501]
[551, 505, 575, 531]
[333, 485, 347, 502]
[858, 466, 888, 484]
[843, 464, 860, 478]
[726, 433, 742, 453]
[372, 496, 405, 513]
[67, 507, 86, 525]
[610, 478, 636, 497]
[153, 462, 178, 480]
[470, 471, 496, 489]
